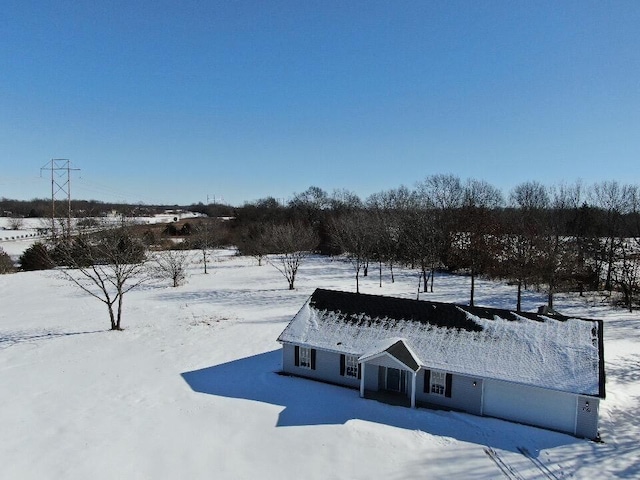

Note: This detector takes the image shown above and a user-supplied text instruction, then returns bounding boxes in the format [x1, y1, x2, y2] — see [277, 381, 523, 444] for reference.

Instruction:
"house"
[277, 288, 605, 440]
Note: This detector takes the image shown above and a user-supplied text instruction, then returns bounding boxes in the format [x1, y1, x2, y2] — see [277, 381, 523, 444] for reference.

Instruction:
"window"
[423, 369, 452, 397]
[345, 356, 358, 378]
[299, 347, 312, 369]
[430, 371, 446, 396]
[294, 346, 316, 370]
[340, 354, 360, 378]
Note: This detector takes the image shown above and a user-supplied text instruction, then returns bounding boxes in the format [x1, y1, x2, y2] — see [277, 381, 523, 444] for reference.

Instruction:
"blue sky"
[2, 1, 639, 206]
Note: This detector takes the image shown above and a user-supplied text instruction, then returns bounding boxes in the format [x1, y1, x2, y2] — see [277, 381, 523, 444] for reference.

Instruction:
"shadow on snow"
[0, 328, 106, 350]
[181, 349, 579, 455]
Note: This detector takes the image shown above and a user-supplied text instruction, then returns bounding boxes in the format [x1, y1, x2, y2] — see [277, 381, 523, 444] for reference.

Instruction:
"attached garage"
[483, 379, 577, 435]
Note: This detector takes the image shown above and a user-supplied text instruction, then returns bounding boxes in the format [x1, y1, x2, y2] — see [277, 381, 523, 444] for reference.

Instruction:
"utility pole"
[40, 159, 80, 241]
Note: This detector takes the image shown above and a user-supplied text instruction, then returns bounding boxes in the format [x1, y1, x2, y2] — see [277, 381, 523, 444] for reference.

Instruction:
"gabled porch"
[358, 338, 421, 408]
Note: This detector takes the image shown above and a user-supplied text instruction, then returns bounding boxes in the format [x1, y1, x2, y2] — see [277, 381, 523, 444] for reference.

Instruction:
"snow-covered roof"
[359, 338, 421, 372]
[278, 289, 605, 397]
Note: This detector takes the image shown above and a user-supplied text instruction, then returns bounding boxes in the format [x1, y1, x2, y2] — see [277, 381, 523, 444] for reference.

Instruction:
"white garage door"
[483, 380, 576, 434]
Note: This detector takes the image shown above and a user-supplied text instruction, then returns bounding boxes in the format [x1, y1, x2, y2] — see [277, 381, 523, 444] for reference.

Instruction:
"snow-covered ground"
[0, 214, 203, 245]
[1, 248, 638, 479]
[0, 215, 195, 261]
[0, 217, 44, 247]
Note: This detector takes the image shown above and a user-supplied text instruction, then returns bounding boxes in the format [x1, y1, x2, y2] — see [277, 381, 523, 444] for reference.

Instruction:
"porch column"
[411, 371, 417, 408]
[360, 362, 365, 398]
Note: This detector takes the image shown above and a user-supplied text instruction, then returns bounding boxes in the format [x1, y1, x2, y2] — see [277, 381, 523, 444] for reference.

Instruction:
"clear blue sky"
[2, 1, 639, 206]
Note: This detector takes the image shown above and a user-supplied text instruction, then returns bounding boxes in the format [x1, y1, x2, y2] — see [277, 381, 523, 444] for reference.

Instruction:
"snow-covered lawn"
[1, 251, 638, 479]
[0, 218, 44, 257]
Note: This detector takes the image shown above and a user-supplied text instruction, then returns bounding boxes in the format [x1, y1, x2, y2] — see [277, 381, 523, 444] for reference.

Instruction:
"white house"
[277, 289, 605, 440]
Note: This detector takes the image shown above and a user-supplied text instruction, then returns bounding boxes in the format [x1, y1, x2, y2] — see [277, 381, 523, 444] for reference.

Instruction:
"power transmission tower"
[40, 159, 80, 240]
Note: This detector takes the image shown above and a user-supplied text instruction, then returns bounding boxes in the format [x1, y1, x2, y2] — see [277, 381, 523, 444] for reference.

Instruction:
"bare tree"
[536, 182, 585, 310]
[288, 186, 330, 224]
[8, 217, 24, 230]
[500, 181, 550, 311]
[329, 188, 363, 214]
[330, 211, 375, 294]
[58, 228, 148, 331]
[590, 180, 634, 291]
[614, 241, 640, 312]
[236, 223, 269, 266]
[152, 249, 192, 287]
[289, 186, 330, 210]
[416, 174, 464, 211]
[190, 219, 222, 274]
[366, 190, 403, 286]
[451, 179, 504, 306]
[463, 178, 504, 210]
[614, 185, 640, 311]
[509, 181, 550, 211]
[400, 206, 442, 297]
[382, 186, 416, 283]
[265, 222, 319, 290]
[414, 174, 465, 284]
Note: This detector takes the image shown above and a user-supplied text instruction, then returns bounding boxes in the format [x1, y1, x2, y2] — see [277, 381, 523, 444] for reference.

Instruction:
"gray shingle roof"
[278, 289, 605, 398]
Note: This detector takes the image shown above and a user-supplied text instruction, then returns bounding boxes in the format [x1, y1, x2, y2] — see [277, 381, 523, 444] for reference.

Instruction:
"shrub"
[0, 248, 15, 273]
[19, 243, 54, 271]
[163, 224, 179, 236]
[49, 237, 95, 268]
[179, 222, 192, 235]
[141, 229, 157, 246]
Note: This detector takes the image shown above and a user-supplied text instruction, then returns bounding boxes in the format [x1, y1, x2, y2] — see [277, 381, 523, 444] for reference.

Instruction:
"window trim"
[345, 355, 359, 378]
[430, 370, 446, 396]
[299, 347, 312, 369]
[424, 369, 453, 397]
[294, 345, 316, 370]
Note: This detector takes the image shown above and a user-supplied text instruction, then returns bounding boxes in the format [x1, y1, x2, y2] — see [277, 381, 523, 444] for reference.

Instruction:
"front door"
[386, 367, 406, 393]
[387, 367, 400, 391]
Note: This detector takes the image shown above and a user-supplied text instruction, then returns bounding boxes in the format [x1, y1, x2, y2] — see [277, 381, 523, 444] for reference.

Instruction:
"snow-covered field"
[0, 214, 203, 250]
[0, 218, 44, 247]
[1, 245, 639, 479]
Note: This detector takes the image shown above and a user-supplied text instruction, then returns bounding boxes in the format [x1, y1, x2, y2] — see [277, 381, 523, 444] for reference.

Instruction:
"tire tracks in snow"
[484, 447, 525, 480]
[517, 446, 565, 480]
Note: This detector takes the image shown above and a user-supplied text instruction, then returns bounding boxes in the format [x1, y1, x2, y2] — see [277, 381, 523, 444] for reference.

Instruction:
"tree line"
[4, 175, 640, 332]
[232, 177, 640, 312]
[0, 197, 234, 219]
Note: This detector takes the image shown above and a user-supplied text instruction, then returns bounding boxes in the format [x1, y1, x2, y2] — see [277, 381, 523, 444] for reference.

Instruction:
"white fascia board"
[283, 341, 360, 357]
[276, 296, 313, 343]
[402, 341, 423, 368]
[360, 351, 416, 371]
